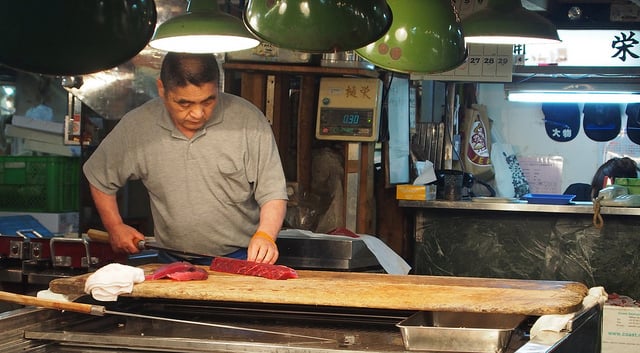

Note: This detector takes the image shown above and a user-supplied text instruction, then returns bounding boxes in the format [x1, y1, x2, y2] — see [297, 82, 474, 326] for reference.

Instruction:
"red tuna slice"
[145, 261, 195, 280]
[210, 257, 298, 280]
[166, 267, 209, 281]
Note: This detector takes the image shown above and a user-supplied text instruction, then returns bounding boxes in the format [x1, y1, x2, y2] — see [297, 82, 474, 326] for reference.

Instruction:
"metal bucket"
[321, 51, 375, 70]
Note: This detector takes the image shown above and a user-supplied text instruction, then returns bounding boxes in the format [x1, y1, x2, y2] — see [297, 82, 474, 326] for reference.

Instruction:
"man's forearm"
[257, 199, 287, 239]
[89, 184, 124, 231]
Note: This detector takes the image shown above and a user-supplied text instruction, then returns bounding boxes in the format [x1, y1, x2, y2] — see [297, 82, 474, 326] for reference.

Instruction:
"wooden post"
[240, 72, 267, 111]
[270, 74, 291, 165]
[357, 142, 375, 234]
[296, 75, 316, 194]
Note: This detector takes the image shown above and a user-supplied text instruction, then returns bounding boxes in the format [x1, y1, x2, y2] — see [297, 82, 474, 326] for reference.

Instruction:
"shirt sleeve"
[82, 116, 140, 195]
[248, 111, 289, 206]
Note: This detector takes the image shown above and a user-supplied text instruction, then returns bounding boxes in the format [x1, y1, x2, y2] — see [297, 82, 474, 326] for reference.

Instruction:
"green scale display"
[315, 77, 383, 142]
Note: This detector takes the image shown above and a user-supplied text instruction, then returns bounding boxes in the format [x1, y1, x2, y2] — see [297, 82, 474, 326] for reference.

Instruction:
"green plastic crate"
[0, 156, 80, 212]
[614, 178, 640, 195]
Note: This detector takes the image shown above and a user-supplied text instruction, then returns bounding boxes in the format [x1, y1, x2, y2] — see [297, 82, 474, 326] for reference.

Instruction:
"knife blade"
[87, 229, 214, 259]
[137, 240, 214, 259]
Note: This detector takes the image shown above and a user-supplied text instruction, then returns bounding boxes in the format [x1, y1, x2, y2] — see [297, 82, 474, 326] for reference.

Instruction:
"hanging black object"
[583, 103, 621, 142]
[626, 103, 640, 145]
[0, 0, 157, 76]
[541, 103, 580, 142]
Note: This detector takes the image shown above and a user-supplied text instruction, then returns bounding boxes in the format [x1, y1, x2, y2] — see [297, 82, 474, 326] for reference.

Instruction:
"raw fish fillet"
[146, 261, 208, 281]
[167, 267, 209, 281]
[210, 257, 298, 280]
[145, 261, 194, 280]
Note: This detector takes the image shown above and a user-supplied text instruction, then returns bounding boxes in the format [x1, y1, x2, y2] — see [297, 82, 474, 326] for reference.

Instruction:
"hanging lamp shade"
[0, 0, 156, 76]
[149, 0, 260, 53]
[243, 0, 392, 53]
[355, 0, 466, 74]
[462, 0, 560, 44]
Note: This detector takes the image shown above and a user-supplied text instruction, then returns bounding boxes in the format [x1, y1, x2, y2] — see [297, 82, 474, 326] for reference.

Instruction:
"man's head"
[157, 53, 221, 138]
[159, 52, 220, 91]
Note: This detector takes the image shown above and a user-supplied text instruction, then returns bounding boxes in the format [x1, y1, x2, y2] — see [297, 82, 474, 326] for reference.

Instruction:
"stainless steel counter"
[0, 298, 601, 353]
[398, 200, 640, 216]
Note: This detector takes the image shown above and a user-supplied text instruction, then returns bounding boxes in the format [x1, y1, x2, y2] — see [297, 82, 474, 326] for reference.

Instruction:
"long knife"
[0, 290, 333, 342]
[86, 229, 213, 258]
[136, 240, 214, 259]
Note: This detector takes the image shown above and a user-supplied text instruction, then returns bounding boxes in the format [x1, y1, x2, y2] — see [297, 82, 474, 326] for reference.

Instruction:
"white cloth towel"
[530, 286, 608, 344]
[37, 289, 76, 302]
[84, 263, 145, 302]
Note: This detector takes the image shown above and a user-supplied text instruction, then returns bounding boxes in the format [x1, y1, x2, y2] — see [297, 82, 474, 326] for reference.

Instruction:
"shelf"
[398, 199, 640, 216]
[223, 62, 381, 78]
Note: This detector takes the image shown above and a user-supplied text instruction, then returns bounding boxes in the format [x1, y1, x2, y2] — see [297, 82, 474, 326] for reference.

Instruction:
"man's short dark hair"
[160, 52, 220, 92]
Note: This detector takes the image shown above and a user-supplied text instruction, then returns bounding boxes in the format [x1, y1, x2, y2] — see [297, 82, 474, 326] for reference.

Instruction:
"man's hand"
[247, 231, 278, 264]
[89, 184, 144, 254]
[106, 223, 145, 254]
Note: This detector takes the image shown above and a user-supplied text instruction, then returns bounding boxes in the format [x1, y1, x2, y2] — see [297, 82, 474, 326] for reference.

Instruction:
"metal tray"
[521, 193, 575, 205]
[396, 311, 525, 352]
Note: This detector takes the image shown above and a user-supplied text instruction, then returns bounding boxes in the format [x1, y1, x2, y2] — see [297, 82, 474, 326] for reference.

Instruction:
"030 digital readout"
[317, 108, 374, 137]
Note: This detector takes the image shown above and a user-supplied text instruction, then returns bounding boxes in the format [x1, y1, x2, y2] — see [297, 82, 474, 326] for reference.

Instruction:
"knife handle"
[87, 229, 110, 243]
[90, 229, 148, 252]
[0, 290, 105, 316]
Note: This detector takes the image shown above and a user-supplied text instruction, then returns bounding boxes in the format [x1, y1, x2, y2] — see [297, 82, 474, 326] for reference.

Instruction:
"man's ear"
[156, 79, 165, 97]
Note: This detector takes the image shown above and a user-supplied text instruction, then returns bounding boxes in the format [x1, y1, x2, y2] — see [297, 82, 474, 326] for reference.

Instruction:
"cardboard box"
[601, 304, 640, 353]
[396, 184, 436, 201]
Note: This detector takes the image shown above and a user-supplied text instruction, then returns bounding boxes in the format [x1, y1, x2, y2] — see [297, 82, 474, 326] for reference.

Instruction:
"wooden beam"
[224, 62, 379, 78]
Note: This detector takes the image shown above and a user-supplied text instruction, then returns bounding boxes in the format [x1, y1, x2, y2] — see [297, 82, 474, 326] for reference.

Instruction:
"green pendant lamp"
[243, 0, 392, 53]
[462, 0, 560, 44]
[149, 0, 260, 53]
[0, 0, 156, 76]
[355, 0, 466, 74]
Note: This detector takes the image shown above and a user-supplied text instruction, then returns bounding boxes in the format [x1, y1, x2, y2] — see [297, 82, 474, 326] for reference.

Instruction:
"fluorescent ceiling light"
[508, 92, 640, 103]
[149, 0, 259, 53]
[505, 82, 640, 103]
[462, 0, 560, 45]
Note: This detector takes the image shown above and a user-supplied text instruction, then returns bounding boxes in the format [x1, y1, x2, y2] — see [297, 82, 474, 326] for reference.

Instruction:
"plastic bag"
[491, 143, 530, 198]
[462, 104, 494, 181]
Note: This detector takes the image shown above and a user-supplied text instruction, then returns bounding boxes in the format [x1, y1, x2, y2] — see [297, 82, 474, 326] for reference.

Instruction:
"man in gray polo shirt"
[83, 52, 288, 265]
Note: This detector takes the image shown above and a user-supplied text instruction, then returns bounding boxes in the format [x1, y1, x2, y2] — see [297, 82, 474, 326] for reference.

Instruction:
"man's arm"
[89, 183, 144, 254]
[247, 199, 287, 264]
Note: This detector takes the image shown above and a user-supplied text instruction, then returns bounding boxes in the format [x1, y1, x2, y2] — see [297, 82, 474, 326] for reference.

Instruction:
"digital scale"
[315, 77, 383, 142]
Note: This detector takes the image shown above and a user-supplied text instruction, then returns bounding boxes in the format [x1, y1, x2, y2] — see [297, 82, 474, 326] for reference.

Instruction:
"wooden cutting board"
[49, 264, 588, 316]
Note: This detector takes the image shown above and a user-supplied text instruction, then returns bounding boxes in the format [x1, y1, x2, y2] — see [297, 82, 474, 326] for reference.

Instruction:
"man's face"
[157, 79, 218, 138]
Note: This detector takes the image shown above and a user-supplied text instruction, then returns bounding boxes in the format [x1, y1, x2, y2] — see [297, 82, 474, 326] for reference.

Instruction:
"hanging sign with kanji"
[524, 29, 640, 67]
